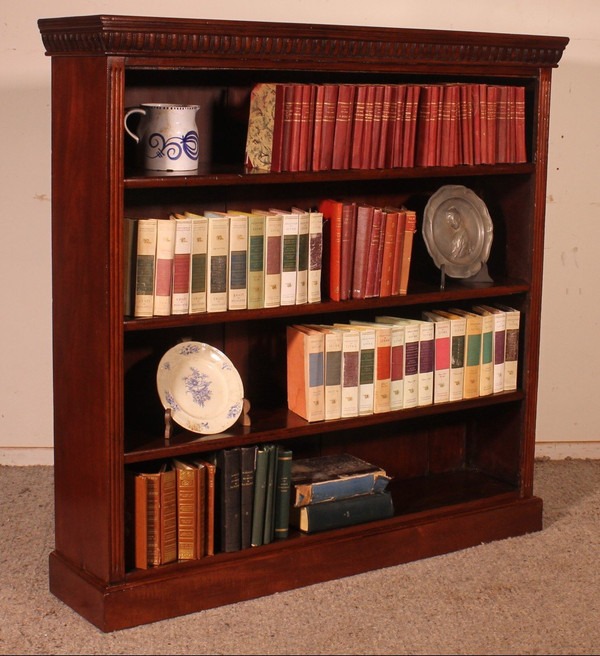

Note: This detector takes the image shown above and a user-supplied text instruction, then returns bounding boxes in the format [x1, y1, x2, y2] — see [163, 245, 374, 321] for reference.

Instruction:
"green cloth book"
[262, 445, 278, 545]
[274, 448, 293, 540]
[250, 446, 270, 547]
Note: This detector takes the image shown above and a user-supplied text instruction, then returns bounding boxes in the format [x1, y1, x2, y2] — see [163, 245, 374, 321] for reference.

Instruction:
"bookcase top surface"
[38, 14, 568, 69]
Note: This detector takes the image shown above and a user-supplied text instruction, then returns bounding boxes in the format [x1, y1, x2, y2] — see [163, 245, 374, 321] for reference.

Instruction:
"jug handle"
[124, 107, 146, 143]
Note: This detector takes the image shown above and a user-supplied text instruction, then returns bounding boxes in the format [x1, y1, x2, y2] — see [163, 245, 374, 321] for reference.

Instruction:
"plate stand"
[439, 262, 493, 291]
[163, 400, 251, 443]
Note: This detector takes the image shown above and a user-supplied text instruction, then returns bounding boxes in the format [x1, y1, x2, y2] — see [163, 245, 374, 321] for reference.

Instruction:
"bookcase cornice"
[38, 15, 568, 69]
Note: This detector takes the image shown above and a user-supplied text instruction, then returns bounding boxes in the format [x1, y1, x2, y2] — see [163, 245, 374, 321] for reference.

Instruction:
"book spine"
[274, 448, 293, 540]
[398, 210, 417, 295]
[357, 329, 376, 416]
[307, 211, 323, 303]
[379, 211, 398, 297]
[246, 213, 266, 309]
[340, 329, 360, 417]
[389, 324, 405, 410]
[502, 308, 520, 391]
[240, 446, 257, 550]
[364, 208, 383, 298]
[479, 313, 494, 396]
[291, 491, 394, 533]
[170, 217, 192, 315]
[176, 468, 199, 560]
[189, 216, 208, 313]
[323, 330, 343, 420]
[153, 218, 176, 316]
[351, 204, 374, 300]
[294, 472, 380, 506]
[250, 446, 269, 547]
[418, 322, 434, 406]
[463, 315, 483, 399]
[432, 318, 451, 404]
[159, 469, 177, 565]
[218, 448, 242, 553]
[280, 213, 299, 306]
[318, 85, 339, 171]
[350, 84, 367, 169]
[227, 214, 248, 310]
[373, 327, 392, 414]
[339, 202, 357, 300]
[206, 215, 229, 313]
[262, 445, 278, 544]
[295, 211, 310, 305]
[134, 218, 157, 318]
[134, 475, 149, 569]
[263, 213, 283, 308]
[403, 323, 420, 408]
[332, 84, 354, 170]
[491, 311, 506, 393]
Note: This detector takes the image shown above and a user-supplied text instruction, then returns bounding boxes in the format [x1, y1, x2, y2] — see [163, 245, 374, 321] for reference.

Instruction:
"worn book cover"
[290, 453, 390, 507]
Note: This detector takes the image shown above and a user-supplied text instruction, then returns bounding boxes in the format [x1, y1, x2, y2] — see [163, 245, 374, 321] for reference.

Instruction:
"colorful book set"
[286, 304, 520, 422]
[244, 82, 527, 173]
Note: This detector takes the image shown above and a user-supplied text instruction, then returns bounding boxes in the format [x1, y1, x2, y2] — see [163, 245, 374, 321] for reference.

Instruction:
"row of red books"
[319, 199, 417, 302]
[244, 82, 527, 173]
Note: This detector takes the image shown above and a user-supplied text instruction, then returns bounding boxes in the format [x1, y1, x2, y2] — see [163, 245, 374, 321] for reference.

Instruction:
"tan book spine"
[134, 218, 158, 318]
[153, 218, 176, 316]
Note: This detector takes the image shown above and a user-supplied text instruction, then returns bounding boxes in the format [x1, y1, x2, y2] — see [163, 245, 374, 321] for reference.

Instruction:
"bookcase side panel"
[51, 56, 125, 583]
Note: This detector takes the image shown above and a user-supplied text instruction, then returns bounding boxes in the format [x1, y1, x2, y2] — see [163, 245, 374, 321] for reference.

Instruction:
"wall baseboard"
[1, 444, 599, 466]
[535, 442, 600, 460]
[0, 448, 54, 466]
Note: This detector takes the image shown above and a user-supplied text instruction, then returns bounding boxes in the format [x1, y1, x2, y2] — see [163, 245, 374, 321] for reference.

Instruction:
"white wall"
[1, 0, 598, 465]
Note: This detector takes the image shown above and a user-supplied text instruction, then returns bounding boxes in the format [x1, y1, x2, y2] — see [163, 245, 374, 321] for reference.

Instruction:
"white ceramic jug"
[124, 103, 200, 171]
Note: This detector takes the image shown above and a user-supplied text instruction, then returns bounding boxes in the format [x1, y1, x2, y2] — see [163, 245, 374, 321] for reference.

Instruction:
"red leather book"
[494, 85, 509, 163]
[280, 84, 295, 172]
[288, 83, 304, 172]
[402, 85, 421, 167]
[318, 84, 339, 171]
[364, 207, 383, 297]
[318, 198, 343, 300]
[350, 84, 367, 169]
[390, 84, 407, 168]
[377, 84, 393, 168]
[514, 86, 527, 163]
[332, 84, 355, 170]
[351, 204, 374, 299]
[339, 202, 357, 300]
[378, 209, 399, 297]
[311, 84, 324, 171]
[297, 84, 312, 172]
[368, 85, 385, 169]
[429, 84, 442, 167]
[486, 84, 499, 164]
[439, 85, 456, 167]
[373, 211, 388, 296]
[415, 85, 434, 167]
[390, 210, 406, 295]
[398, 210, 417, 295]
[304, 84, 318, 171]
[478, 83, 489, 164]
[460, 84, 474, 166]
[361, 85, 376, 169]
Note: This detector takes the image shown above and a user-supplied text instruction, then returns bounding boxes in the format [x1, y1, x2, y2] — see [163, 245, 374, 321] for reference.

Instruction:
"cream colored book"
[272, 209, 299, 306]
[494, 303, 520, 391]
[184, 212, 208, 314]
[349, 320, 392, 414]
[334, 323, 375, 416]
[227, 212, 248, 310]
[388, 322, 405, 410]
[152, 218, 176, 316]
[323, 325, 360, 418]
[471, 306, 494, 396]
[204, 212, 230, 313]
[170, 215, 192, 315]
[134, 218, 158, 318]
[474, 304, 506, 393]
[307, 209, 323, 303]
[232, 211, 266, 309]
[292, 207, 310, 305]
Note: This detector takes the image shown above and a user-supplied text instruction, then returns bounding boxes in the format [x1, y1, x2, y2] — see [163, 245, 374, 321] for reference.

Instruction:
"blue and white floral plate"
[157, 341, 244, 434]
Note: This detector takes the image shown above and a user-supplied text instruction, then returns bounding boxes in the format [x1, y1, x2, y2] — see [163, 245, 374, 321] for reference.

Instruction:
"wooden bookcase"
[38, 15, 568, 631]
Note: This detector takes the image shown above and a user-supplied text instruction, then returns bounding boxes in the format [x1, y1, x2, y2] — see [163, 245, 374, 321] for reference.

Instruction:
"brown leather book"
[351, 204, 374, 299]
[398, 210, 417, 295]
[173, 459, 207, 560]
[192, 457, 216, 556]
[339, 202, 357, 300]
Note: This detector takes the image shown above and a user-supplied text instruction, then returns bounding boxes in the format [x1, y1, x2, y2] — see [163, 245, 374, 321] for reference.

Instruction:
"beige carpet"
[1, 459, 599, 655]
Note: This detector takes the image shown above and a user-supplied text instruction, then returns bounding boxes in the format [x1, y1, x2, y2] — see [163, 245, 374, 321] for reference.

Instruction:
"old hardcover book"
[204, 212, 230, 313]
[351, 204, 374, 300]
[262, 444, 279, 545]
[191, 457, 216, 556]
[325, 325, 360, 418]
[135, 464, 177, 568]
[471, 306, 494, 396]
[401, 85, 421, 167]
[290, 491, 394, 533]
[339, 201, 357, 301]
[368, 84, 385, 169]
[290, 453, 390, 506]
[217, 448, 242, 553]
[293, 207, 310, 305]
[305, 325, 343, 420]
[173, 458, 206, 561]
[254, 209, 283, 308]
[332, 84, 355, 169]
[378, 209, 399, 297]
[376, 84, 393, 168]
[286, 324, 325, 422]
[227, 212, 248, 310]
[364, 207, 384, 298]
[244, 82, 285, 171]
[280, 83, 295, 172]
[350, 84, 368, 169]
[494, 303, 520, 391]
[152, 217, 176, 316]
[422, 311, 451, 404]
[297, 83, 313, 171]
[432, 309, 466, 402]
[449, 308, 483, 399]
[318, 84, 339, 171]
[398, 210, 417, 295]
[360, 84, 376, 169]
[133, 218, 158, 318]
[274, 209, 300, 306]
[514, 86, 527, 163]
[287, 83, 304, 172]
[170, 215, 193, 315]
[388, 321, 405, 410]
[311, 84, 324, 171]
[250, 445, 269, 547]
[240, 446, 257, 550]
[307, 208, 323, 303]
[334, 324, 375, 416]
[389, 209, 406, 295]
[274, 448, 293, 540]
[185, 212, 208, 314]
[318, 198, 343, 301]
[123, 218, 138, 317]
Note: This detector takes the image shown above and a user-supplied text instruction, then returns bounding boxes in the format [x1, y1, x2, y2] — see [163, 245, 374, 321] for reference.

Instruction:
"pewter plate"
[423, 185, 494, 278]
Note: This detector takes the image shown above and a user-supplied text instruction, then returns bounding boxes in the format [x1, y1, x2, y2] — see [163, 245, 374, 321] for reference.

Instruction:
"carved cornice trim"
[38, 15, 569, 69]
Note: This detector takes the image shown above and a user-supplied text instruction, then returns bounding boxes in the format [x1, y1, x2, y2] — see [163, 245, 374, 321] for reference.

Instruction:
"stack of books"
[124, 208, 324, 318]
[286, 304, 520, 421]
[244, 82, 527, 173]
[131, 444, 293, 568]
[289, 453, 394, 533]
